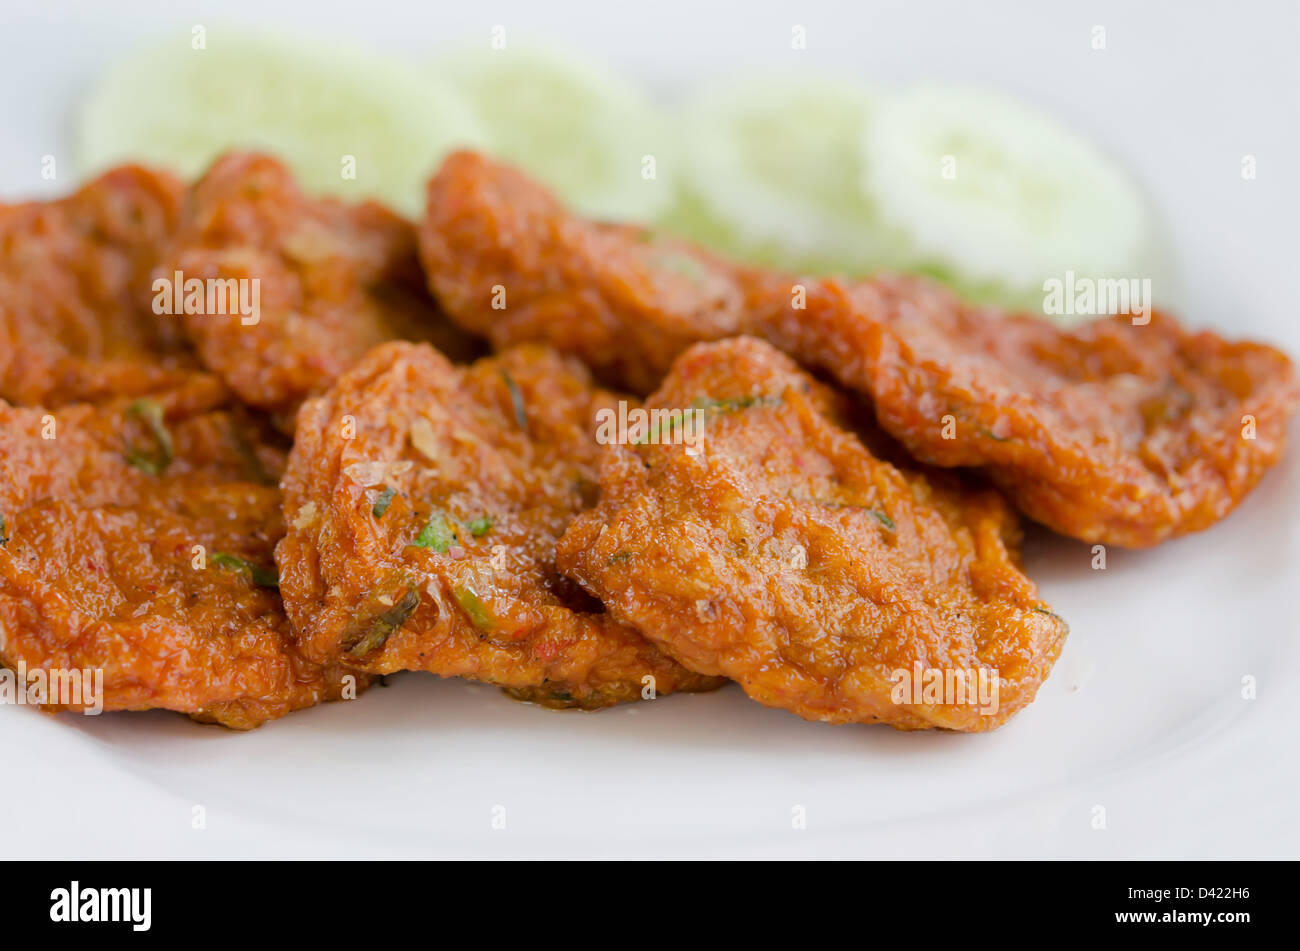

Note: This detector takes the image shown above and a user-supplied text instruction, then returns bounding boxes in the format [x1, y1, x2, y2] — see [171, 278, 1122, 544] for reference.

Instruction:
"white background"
[1, 0, 1297, 858]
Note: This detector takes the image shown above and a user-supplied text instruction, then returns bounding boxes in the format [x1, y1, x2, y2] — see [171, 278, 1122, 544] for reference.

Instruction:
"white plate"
[2, 0, 1298, 859]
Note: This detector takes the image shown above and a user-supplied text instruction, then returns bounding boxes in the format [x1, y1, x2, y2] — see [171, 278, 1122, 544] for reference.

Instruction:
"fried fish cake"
[0, 393, 365, 729]
[754, 274, 1300, 547]
[556, 337, 1068, 731]
[277, 340, 723, 707]
[165, 152, 485, 422]
[419, 150, 748, 394]
[0, 165, 207, 406]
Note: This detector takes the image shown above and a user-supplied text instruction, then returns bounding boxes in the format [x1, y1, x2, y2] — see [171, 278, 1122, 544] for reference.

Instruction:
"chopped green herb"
[0, 514, 8, 546]
[411, 512, 457, 553]
[1032, 606, 1068, 630]
[549, 690, 576, 703]
[608, 550, 635, 565]
[230, 428, 273, 485]
[210, 552, 279, 587]
[452, 583, 494, 632]
[372, 486, 397, 518]
[864, 509, 896, 532]
[500, 370, 528, 432]
[690, 393, 782, 414]
[802, 495, 896, 533]
[124, 398, 173, 475]
[347, 587, 420, 657]
[466, 515, 494, 538]
[634, 411, 686, 446]
[631, 394, 782, 446]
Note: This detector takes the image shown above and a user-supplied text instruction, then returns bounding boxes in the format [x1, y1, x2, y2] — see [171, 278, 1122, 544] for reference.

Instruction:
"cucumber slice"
[860, 84, 1161, 299]
[78, 29, 486, 215]
[433, 43, 673, 222]
[672, 72, 914, 274]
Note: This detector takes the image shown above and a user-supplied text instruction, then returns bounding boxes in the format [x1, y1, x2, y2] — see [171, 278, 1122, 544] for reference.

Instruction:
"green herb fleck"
[411, 512, 457, 553]
[372, 486, 397, 518]
[0, 514, 8, 546]
[124, 398, 173, 475]
[1032, 606, 1068, 629]
[608, 550, 635, 565]
[630, 394, 782, 446]
[549, 690, 576, 703]
[864, 509, 896, 532]
[500, 370, 528, 432]
[466, 515, 494, 538]
[452, 584, 494, 632]
[690, 393, 783, 414]
[804, 496, 896, 533]
[210, 552, 279, 587]
[634, 411, 687, 446]
[347, 587, 420, 657]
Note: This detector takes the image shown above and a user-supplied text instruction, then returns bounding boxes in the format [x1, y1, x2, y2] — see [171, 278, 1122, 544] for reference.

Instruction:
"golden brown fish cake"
[164, 152, 485, 421]
[276, 340, 723, 707]
[419, 150, 748, 394]
[0, 165, 208, 406]
[0, 394, 365, 729]
[754, 274, 1300, 547]
[556, 337, 1068, 731]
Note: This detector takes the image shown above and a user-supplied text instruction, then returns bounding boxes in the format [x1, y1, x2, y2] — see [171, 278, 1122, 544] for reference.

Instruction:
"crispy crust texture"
[0, 390, 366, 729]
[556, 338, 1068, 731]
[164, 152, 485, 422]
[0, 165, 210, 406]
[276, 341, 723, 708]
